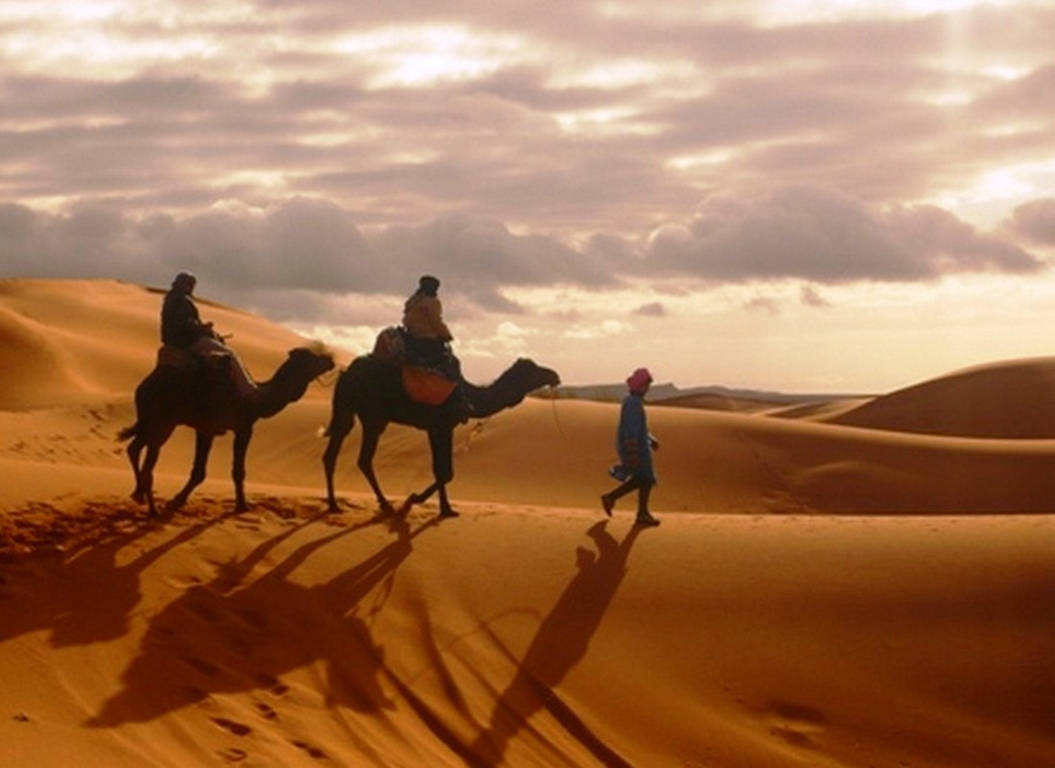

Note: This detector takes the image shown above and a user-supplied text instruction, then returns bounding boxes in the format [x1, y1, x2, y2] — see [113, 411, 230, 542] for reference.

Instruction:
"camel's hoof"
[379, 500, 397, 516]
[131, 491, 145, 505]
[438, 509, 460, 519]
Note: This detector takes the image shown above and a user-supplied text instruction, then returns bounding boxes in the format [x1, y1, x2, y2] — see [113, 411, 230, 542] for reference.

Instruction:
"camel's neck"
[464, 378, 531, 417]
[253, 372, 310, 419]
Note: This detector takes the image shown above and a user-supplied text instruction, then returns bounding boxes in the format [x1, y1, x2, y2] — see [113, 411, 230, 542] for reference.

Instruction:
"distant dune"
[1, 278, 1052, 767]
[828, 357, 1055, 438]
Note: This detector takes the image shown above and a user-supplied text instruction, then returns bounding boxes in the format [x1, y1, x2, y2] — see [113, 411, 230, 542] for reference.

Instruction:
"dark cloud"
[744, 295, 780, 315]
[0, 199, 614, 318]
[2, 183, 1038, 330]
[642, 187, 1042, 283]
[633, 302, 666, 317]
[1008, 198, 1055, 245]
[800, 284, 830, 308]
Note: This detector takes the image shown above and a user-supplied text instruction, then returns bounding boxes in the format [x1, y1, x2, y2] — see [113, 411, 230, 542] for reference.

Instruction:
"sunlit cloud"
[755, 0, 1019, 24]
[563, 320, 635, 340]
[335, 24, 531, 89]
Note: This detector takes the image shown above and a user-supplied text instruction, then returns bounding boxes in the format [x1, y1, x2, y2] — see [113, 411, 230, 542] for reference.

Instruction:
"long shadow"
[0, 510, 229, 647]
[87, 509, 439, 741]
[469, 521, 643, 767]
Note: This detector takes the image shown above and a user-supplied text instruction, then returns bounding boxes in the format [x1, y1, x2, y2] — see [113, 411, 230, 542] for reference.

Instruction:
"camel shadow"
[469, 520, 643, 767]
[0, 510, 229, 648]
[87, 509, 439, 734]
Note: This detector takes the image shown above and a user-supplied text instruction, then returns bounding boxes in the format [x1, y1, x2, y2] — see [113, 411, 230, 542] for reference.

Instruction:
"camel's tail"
[116, 423, 138, 442]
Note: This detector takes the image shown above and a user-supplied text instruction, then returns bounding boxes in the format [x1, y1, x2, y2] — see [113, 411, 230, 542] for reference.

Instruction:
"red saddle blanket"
[401, 365, 457, 406]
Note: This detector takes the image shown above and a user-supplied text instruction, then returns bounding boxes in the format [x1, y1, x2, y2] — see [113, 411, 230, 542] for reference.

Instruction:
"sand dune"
[1, 279, 1053, 767]
[829, 357, 1055, 438]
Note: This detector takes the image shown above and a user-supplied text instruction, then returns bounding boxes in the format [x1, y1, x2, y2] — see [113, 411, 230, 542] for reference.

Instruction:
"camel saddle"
[372, 327, 460, 407]
[155, 344, 242, 420]
[401, 365, 457, 406]
[157, 344, 231, 371]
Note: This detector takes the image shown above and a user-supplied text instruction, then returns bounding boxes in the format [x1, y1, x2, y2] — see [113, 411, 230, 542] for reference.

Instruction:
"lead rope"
[316, 367, 339, 388]
[549, 393, 567, 438]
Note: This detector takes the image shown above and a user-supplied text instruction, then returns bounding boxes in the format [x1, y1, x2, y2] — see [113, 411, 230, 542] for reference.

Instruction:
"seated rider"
[161, 272, 256, 399]
[401, 275, 460, 380]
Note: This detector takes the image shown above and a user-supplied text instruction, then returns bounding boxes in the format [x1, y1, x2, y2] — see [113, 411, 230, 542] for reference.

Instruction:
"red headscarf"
[626, 367, 653, 394]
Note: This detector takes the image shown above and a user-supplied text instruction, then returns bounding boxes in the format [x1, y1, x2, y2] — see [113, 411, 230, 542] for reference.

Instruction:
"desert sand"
[1, 278, 1053, 767]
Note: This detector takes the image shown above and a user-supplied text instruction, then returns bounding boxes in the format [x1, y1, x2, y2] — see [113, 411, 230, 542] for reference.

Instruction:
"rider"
[401, 274, 472, 418]
[402, 275, 459, 379]
[161, 272, 256, 399]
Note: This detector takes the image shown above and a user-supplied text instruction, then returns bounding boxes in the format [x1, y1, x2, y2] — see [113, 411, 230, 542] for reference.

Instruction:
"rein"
[548, 392, 567, 438]
[315, 367, 339, 388]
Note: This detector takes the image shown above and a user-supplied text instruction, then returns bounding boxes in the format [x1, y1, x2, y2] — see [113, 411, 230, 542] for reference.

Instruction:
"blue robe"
[613, 393, 656, 483]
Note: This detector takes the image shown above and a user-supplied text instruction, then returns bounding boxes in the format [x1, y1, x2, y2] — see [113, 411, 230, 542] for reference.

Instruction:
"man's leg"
[635, 480, 660, 526]
[601, 475, 642, 516]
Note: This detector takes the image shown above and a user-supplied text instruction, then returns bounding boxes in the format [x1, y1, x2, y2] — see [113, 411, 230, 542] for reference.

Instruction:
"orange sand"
[1, 279, 1053, 767]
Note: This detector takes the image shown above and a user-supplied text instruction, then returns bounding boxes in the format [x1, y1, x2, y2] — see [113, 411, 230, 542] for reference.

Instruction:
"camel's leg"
[428, 427, 458, 518]
[167, 431, 213, 512]
[322, 405, 355, 512]
[232, 425, 253, 512]
[436, 484, 457, 519]
[401, 481, 439, 513]
[127, 434, 147, 503]
[358, 422, 395, 515]
[141, 443, 162, 518]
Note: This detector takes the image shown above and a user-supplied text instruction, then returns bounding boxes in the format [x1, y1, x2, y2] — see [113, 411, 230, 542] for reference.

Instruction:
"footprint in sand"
[181, 655, 221, 678]
[211, 717, 252, 736]
[765, 700, 826, 749]
[291, 740, 328, 760]
[254, 701, 277, 720]
[182, 686, 209, 703]
[217, 747, 248, 762]
[255, 673, 290, 696]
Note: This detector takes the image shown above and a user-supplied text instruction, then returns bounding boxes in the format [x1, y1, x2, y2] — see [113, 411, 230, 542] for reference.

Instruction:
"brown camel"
[322, 356, 560, 517]
[119, 345, 335, 517]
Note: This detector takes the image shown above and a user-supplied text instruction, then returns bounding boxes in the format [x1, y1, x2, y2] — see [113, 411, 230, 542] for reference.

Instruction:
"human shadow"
[87, 509, 438, 735]
[0, 510, 228, 648]
[469, 521, 643, 767]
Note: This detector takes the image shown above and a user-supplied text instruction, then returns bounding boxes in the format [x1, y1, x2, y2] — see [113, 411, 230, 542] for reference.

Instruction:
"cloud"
[800, 284, 830, 308]
[3, 3, 1054, 246]
[0, 199, 615, 319]
[743, 295, 780, 315]
[562, 319, 634, 340]
[1008, 198, 1055, 245]
[642, 186, 1043, 283]
[633, 301, 666, 317]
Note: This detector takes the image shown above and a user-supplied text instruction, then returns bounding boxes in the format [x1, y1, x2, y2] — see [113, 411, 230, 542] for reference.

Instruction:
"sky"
[2, 0, 1055, 392]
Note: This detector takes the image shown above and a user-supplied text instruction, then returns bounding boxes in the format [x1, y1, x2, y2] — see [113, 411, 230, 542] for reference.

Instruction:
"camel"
[119, 345, 335, 517]
[322, 356, 560, 517]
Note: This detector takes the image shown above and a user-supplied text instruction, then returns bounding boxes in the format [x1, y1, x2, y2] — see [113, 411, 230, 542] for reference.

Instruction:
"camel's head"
[286, 345, 336, 381]
[511, 357, 561, 391]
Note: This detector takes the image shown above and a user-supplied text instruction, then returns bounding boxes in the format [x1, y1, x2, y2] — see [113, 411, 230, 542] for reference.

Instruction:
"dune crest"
[827, 357, 1055, 438]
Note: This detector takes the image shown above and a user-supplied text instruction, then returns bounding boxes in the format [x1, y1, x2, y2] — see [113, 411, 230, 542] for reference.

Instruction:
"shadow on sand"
[87, 507, 440, 760]
[466, 520, 644, 766]
[0, 508, 231, 648]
